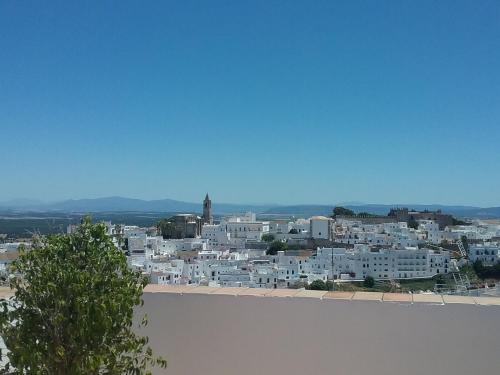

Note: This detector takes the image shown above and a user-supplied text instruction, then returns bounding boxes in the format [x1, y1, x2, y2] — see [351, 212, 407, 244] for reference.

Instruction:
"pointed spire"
[203, 193, 212, 224]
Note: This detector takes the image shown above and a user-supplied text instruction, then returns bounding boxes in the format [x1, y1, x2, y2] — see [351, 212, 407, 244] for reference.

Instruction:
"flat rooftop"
[141, 285, 500, 375]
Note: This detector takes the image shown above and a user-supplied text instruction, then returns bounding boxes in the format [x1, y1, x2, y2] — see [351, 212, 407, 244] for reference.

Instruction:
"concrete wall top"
[144, 284, 500, 306]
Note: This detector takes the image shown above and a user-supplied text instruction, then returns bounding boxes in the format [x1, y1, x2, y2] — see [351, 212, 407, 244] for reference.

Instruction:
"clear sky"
[1, 1, 499, 206]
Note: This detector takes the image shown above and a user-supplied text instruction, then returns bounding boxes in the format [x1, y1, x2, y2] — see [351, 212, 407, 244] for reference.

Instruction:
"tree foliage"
[0, 218, 166, 374]
[261, 233, 275, 243]
[266, 241, 288, 255]
[460, 235, 469, 253]
[308, 279, 327, 290]
[325, 280, 334, 291]
[434, 274, 446, 285]
[332, 206, 355, 217]
[407, 217, 419, 230]
[363, 276, 375, 288]
[157, 218, 175, 239]
[473, 260, 500, 280]
[288, 280, 308, 289]
[452, 218, 470, 226]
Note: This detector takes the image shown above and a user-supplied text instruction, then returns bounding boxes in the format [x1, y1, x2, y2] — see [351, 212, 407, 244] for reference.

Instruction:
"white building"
[269, 221, 291, 235]
[199, 213, 271, 250]
[419, 220, 445, 244]
[128, 233, 147, 253]
[156, 238, 208, 254]
[208, 261, 251, 287]
[314, 246, 450, 281]
[201, 224, 231, 248]
[310, 216, 332, 240]
[469, 244, 500, 265]
[150, 259, 185, 285]
[249, 263, 278, 288]
[290, 218, 310, 235]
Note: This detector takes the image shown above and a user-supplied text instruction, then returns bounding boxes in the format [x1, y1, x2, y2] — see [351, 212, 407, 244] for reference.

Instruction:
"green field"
[0, 211, 176, 238]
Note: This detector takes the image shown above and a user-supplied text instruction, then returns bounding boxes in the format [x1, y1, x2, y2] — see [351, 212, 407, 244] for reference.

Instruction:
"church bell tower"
[203, 193, 212, 224]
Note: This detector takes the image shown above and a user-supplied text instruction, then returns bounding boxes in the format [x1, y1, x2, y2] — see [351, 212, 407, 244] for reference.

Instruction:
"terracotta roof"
[310, 216, 330, 220]
[0, 251, 19, 262]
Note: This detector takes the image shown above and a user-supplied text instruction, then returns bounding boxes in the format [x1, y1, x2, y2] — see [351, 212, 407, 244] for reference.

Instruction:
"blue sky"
[1, 1, 499, 206]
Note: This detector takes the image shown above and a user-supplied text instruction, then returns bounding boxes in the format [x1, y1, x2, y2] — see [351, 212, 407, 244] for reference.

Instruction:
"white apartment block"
[223, 221, 269, 241]
[201, 224, 230, 248]
[197, 213, 272, 250]
[469, 244, 500, 265]
[155, 238, 208, 254]
[314, 246, 450, 281]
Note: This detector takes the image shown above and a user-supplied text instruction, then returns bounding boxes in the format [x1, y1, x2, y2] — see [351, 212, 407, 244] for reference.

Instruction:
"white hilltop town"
[56, 194, 500, 295]
[1, 194, 500, 295]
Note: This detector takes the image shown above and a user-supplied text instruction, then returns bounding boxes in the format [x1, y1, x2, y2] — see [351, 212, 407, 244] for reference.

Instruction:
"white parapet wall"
[139, 285, 500, 375]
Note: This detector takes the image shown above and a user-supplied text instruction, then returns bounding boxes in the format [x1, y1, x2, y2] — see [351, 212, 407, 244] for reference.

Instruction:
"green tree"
[288, 280, 308, 289]
[407, 217, 419, 230]
[460, 235, 469, 253]
[452, 217, 469, 226]
[363, 276, 375, 288]
[0, 218, 166, 374]
[266, 240, 288, 255]
[434, 274, 446, 285]
[308, 279, 327, 290]
[333, 206, 355, 217]
[157, 218, 174, 239]
[473, 260, 486, 278]
[472, 260, 500, 280]
[326, 280, 334, 291]
[261, 233, 275, 243]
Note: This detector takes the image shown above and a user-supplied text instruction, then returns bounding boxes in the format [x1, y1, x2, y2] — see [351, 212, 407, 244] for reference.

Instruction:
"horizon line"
[0, 195, 498, 209]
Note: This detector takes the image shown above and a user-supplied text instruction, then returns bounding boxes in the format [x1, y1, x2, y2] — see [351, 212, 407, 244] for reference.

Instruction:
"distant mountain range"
[1, 197, 500, 218]
[0, 197, 273, 215]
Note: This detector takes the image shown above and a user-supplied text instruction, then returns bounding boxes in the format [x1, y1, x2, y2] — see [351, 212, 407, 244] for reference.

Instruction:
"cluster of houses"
[1, 197, 500, 290]
[111, 198, 500, 289]
[138, 245, 452, 288]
